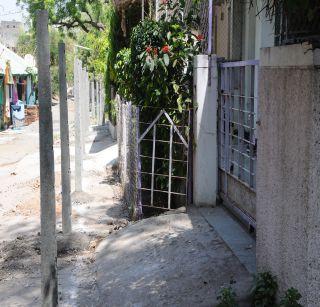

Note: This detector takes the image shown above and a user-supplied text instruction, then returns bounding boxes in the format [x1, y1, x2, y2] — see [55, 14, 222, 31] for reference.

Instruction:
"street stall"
[0, 43, 37, 130]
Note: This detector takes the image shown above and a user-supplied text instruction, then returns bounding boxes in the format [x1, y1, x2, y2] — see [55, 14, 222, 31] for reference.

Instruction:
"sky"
[0, 0, 28, 23]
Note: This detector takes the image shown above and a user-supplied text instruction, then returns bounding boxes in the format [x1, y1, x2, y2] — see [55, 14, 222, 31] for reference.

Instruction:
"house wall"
[257, 43, 320, 306]
[214, 4, 230, 59]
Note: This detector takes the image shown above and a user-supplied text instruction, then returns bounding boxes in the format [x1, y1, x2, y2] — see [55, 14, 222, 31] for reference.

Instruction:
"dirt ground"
[0, 101, 253, 306]
[0, 101, 127, 306]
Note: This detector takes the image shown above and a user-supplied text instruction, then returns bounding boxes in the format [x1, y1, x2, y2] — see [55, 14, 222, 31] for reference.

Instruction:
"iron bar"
[138, 110, 165, 142]
[151, 125, 156, 206]
[141, 171, 187, 180]
[249, 65, 256, 188]
[139, 121, 187, 128]
[208, 0, 213, 55]
[168, 125, 173, 209]
[141, 139, 185, 145]
[140, 188, 186, 197]
[140, 155, 187, 163]
[136, 106, 143, 217]
[164, 111, 188, 148]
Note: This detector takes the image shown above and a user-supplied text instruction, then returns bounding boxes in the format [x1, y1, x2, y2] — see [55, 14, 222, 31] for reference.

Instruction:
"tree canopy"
[17, 0, 106, 32]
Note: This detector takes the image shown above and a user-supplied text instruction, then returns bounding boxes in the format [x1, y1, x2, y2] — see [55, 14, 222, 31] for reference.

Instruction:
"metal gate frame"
[138, 108, 192, 210]
[218, 59, 259, 190]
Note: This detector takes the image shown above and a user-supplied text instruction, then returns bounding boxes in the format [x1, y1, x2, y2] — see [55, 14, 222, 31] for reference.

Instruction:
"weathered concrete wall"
[193, 55, 218, 207]
[219, 170, 256, 219]
[257, 43, 320, 306]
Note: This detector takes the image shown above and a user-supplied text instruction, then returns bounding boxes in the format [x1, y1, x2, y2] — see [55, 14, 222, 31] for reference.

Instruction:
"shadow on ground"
[89, 130, 115, 154]
[94, 208, 253, 307]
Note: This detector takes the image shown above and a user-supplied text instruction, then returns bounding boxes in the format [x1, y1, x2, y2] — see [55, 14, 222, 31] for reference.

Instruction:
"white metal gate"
[138, 108, 192, 210]
[218, 60, 259, 190]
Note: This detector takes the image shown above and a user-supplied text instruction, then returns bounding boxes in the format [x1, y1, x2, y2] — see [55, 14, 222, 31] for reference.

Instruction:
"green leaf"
[173, 83, 179, 93]
[177, 95, 183, 112]
[150, 59, 155, 72]
[163, 53, 170, 66]
[173, 59, 178, 67]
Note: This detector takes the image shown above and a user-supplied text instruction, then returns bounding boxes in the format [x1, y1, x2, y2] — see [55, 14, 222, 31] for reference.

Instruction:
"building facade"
[0, 20, 24, 52]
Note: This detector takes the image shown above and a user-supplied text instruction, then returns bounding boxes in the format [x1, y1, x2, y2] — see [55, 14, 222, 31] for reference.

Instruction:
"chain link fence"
[117, 96, 142, 219]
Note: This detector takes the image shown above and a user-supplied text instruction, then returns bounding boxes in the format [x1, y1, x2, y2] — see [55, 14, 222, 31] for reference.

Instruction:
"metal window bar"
[218, 60, 259, 190]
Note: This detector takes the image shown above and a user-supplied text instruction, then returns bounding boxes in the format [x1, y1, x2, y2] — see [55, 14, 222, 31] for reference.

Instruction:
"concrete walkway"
[95, 208, 253, 307]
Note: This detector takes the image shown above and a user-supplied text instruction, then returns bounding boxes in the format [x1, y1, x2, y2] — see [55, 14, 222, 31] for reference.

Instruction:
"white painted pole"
[86, 72, 90, 130]
[208, 0, 213, 55]
[142, 0, 144, 21]
[74, 59, 83, 192]
[58, 42, 72, 234]
[80, 67, 86, 154]
[91, 81, 95, 124]
[94, 80, 98, 124]
[97, 80, 101, 125]
[155, 0, 159, 21]
[100, 80, 105, 125]
[36, 10, 58, 306]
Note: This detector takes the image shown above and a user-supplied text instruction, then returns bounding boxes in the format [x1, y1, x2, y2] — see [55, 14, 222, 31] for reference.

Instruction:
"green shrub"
[217, 286, 237, 307]
[115, 0, 202, 110]
[279, 288, 302, 307]
[114, 48, 133, 102]
[251, 272, 278, 307]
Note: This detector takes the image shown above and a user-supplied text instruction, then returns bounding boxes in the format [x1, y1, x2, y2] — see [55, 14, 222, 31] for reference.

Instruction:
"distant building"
[0, 20, 24, 52]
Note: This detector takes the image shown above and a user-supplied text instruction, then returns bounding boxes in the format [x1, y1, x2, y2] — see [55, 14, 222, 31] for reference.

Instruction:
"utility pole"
[58, 42, 72, 234]
[36, 10, 58, 307]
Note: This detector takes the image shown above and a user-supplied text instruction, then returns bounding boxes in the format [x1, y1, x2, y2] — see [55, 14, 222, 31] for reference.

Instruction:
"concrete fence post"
[58, 42, 72, 234]
[85, 73, 89, 129]
[74, 58, 83, 192]
[36, 10, 58, 306]
[100, 80, 105, 125]
[80, 68, 85, 144]
[91, 81, 95, 124]
[193, 54, 218, 207]
[97, 80, 101, 125]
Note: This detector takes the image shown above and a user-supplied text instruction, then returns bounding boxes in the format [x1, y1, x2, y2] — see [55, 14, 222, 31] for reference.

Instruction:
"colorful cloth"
[4, 61, 13, 85]
[12, 79, 18, 104]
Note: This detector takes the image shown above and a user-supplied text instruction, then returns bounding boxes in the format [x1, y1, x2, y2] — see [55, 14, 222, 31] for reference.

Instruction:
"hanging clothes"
[12, 78, 18, 104]
[4, 61, 13, 85]
[0, 78, 3, 106]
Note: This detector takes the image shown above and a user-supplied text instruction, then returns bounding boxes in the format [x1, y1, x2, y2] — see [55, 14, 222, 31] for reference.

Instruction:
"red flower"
[146, 46, 152, 53]
[153, 48, 158, 55]
[161, 45, 170, 53]
[196, 34, 204, 41]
